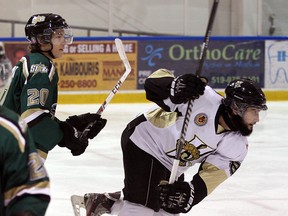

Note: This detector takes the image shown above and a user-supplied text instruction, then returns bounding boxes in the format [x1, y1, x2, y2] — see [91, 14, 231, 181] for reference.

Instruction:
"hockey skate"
[71, 191, 121, 216]
[71, 195, 85, 216]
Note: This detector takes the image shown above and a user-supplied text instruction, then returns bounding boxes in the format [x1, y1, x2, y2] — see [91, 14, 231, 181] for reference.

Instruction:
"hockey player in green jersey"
[0, 104, 50, 216]
[2, 13, 107, 160]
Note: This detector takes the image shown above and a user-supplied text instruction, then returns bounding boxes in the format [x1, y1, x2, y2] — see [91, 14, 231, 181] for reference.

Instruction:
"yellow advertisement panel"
[54, 40, 137, 91]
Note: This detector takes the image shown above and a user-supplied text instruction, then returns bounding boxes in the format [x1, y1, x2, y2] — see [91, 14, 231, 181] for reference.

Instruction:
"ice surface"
[45, 102, 288, 216]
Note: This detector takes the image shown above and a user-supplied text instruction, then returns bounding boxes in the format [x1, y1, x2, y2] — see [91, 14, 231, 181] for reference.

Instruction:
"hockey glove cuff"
[58, 121, 88, 156]
[66, 113, 107, 139]
[157, 180, 194, 214]
[170, 74, 207, 103]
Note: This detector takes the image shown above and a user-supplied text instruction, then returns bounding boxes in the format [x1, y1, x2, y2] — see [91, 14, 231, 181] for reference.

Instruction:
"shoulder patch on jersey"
[146, 107, 178, 128]
[194, 113, 208, 126]
[149, 69, 174, 79]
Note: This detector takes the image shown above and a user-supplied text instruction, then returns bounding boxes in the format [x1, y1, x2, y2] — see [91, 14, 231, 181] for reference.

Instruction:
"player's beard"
[232, 115, 253, 136]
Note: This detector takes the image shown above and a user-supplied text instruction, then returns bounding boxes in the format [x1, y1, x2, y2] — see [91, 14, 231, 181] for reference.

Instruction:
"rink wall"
[1, 36, 288, 104]
[57, 89, 288, 104]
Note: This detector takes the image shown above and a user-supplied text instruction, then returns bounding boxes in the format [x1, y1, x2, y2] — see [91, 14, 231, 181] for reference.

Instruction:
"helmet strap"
[40, 43, 55, 59]
[48, 50, 55, 59]
[48, 43, 55, 59]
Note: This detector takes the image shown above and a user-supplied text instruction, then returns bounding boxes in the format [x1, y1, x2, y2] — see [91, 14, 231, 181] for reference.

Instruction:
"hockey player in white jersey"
[74, 68, 267, 216]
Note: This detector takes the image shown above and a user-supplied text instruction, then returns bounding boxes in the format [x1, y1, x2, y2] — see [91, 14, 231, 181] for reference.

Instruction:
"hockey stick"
[169, 0, 219, 184]
[71, 39, 131, 215]
[79, 38, 131, 141]
[95, 38, 132, 115]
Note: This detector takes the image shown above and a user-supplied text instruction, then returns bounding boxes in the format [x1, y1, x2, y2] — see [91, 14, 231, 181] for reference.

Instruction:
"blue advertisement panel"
[137, 39, 264, 89]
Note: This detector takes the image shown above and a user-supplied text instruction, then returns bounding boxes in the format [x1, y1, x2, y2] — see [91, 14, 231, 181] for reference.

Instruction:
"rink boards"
[58, 89, 288, 104]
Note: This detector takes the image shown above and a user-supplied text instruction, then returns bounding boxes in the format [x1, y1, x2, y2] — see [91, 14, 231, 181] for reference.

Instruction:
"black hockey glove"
[58, 121, 89, 156]
[170, 74, 207, 103]
[66, 113, 107, 139]
[157, 180, 194, 214]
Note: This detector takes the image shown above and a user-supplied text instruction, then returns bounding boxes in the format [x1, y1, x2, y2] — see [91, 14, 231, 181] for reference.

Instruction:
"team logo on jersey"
[166, 134, 214, 167]
[194, 113, 208, 126]
[30, 64, 49, 76]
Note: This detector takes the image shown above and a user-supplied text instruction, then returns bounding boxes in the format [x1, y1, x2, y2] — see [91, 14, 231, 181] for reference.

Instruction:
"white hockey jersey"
[131, 75, 248, 195]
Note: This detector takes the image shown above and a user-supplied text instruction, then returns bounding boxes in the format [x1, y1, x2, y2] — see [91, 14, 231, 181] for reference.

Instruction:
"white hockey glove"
[157, 180, 194, 214]
[170, 74, 207, 103]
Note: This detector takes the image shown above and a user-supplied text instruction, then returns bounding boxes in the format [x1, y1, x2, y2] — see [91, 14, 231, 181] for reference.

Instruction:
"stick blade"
[115, 38, 126, 61]
[115, 38, 131, 72]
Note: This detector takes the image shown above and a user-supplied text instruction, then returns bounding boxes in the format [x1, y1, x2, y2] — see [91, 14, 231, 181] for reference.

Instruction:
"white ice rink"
[45, 101, 288, 216]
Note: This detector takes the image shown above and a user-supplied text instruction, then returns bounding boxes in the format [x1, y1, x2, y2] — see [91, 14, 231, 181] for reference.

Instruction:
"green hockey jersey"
[0, 105, 50, 215]
[2, 52, 64, 158]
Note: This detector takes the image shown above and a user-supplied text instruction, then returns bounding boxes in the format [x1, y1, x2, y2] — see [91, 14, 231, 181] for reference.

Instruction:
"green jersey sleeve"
[0, 105, 50, 216]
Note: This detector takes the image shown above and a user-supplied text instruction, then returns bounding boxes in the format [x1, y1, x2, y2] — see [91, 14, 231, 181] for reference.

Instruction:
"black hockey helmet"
[25, 13, 73, 45]
[223, 78, 267, 116]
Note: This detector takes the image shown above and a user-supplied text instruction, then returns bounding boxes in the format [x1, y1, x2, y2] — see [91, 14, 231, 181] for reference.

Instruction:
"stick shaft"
[81, 38, 131, 139]
[169, 0, 219, 184]
[196, 0, 219, 75]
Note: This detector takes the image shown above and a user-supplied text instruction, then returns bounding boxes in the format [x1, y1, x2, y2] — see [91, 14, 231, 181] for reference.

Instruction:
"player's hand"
[66, 113, 107, 139]
[157, 180, 194, 214]
[170, 74, 207, 103]
[58, 121, 88, 156]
